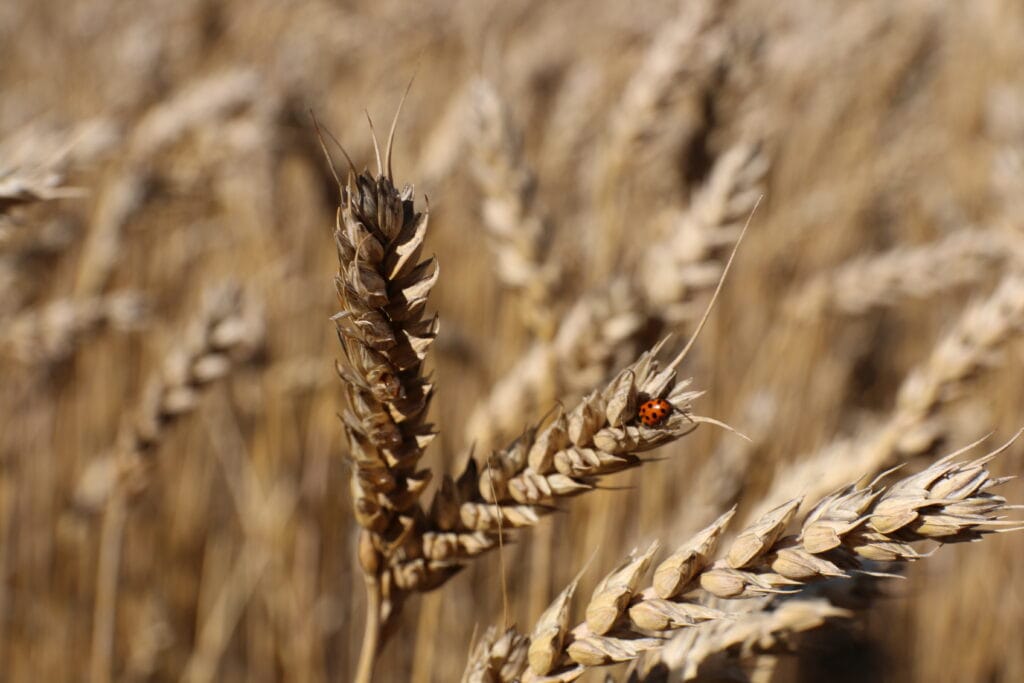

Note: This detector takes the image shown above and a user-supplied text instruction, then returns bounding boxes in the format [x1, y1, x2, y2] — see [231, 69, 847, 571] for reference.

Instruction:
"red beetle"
[638, 398, 671, 427]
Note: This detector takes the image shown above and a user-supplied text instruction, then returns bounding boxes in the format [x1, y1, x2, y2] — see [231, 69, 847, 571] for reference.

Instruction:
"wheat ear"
[644, 597, 850, 681]
[465, 142, 766, 450]
[86, 284, 262, 683]
[464, 436, 1021, 681]
[323, 113, 440, 679]
[389, 340, 712, 597]
[1, 291, 148, 365]
[597, 0, 721, 185]
[0, 167, 82, 213]
[593, 0, 724, 271]
[0, 122, 91, 214]
[74, 70, 261, 297]
[790, 227, 1018, 319]
[469, 79, 560, 339]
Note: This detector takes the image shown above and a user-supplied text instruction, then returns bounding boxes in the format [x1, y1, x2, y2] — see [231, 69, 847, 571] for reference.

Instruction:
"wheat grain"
[462, 627, 531, 683]
[646, 597, 850, 681]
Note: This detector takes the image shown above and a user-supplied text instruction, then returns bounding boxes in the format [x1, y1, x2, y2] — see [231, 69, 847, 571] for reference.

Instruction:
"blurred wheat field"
[3, 0, 1024, 681]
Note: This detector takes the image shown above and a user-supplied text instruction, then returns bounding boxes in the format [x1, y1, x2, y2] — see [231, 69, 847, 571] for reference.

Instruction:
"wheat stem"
[88, 487, 127, 683]
[355, 576, 382, 683]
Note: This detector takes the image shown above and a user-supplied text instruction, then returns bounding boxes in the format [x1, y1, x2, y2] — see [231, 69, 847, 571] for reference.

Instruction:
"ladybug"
[638, 398, 672, 427]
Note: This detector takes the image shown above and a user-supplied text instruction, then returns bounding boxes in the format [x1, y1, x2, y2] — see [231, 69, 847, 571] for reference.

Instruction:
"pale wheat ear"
[510, 440, 1021, 679]
[669, 194, 764, 373]
[385, 73, 417, 181]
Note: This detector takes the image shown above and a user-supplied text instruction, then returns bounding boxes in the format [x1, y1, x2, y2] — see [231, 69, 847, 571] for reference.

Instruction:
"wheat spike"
[466, 438, 1023, 681]
[791, 227, 1019, 319]
[469, 79, 560, 338]
[0, 291, 148, 365]
[389, 341, 709, 595]
[85, 283, 263, 683]
[466, 143, 766, 450]
[647, 597, 850, 681]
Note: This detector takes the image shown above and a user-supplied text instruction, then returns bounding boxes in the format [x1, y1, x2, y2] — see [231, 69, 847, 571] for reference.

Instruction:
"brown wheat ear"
[325, 117, 439, 680]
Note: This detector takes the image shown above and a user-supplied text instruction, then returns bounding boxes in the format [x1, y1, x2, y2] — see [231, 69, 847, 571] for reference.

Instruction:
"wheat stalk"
[464, 436, 1020, 681]
[181, 396, 298, 683]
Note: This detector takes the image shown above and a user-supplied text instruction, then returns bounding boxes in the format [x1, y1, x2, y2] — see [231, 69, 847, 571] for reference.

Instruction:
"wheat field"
[3, 0, 1024, 681]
